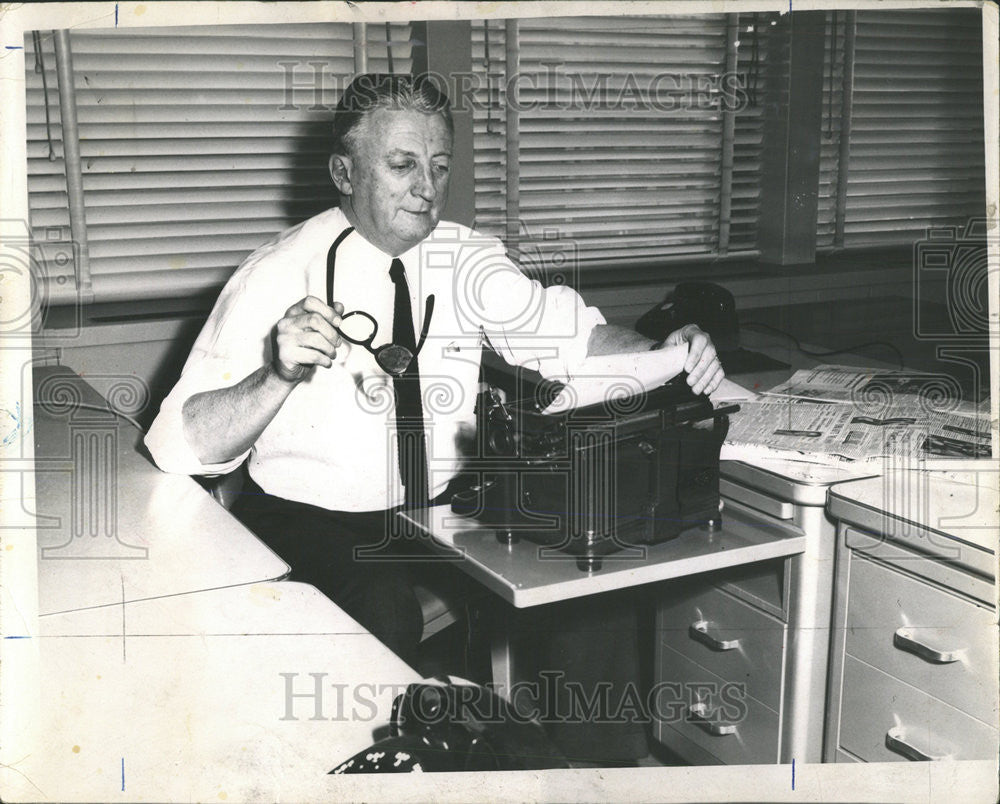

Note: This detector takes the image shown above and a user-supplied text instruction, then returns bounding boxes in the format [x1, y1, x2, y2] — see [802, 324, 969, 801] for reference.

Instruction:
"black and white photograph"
[0, 1, 996, 801]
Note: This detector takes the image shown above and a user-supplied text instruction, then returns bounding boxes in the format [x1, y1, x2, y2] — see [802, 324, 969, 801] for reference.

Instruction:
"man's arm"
[183, 364, 298, 465]
[585, 323, 656, 355]
[182, 296, 343, 465]
[587, 322, 724, 396]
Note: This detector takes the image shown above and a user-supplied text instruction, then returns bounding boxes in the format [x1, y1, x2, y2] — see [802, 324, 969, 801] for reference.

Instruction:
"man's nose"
[410, 163, 435, 200]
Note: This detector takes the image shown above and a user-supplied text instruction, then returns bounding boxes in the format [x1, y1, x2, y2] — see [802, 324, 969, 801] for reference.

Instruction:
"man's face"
[331, 108, 453, 256]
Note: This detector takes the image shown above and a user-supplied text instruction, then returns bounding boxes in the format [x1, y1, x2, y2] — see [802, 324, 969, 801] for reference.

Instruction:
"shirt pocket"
[422, 346, 481, 420]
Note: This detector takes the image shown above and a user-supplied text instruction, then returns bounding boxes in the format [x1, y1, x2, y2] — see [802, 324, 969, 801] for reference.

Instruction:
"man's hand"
[272, 296, 345, 383]
[659, 324, 725, 396]
[181, 297, 347, 465]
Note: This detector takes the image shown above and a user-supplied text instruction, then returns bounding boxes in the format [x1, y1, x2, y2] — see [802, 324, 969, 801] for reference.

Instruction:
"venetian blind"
[25, 23, 411, 303]
[471, 15, 771, 274]
[729, 13, 777, 254]
[816, 11, 847, 251]
[818, 8, 986, 250]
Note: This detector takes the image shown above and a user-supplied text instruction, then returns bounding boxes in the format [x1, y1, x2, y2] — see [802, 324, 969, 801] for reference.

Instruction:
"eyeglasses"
[334, 299, 435, 376]
[327, 227, 435, 376]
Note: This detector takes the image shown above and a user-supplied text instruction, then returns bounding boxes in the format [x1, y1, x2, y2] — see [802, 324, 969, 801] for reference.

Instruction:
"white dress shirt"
[145, 208, 605, 512]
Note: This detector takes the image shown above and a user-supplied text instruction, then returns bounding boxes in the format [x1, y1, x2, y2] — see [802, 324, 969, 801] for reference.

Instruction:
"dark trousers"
[511, 590, 650, 763]
[232, 483, 650, 762]
[231, 484, 429, 666]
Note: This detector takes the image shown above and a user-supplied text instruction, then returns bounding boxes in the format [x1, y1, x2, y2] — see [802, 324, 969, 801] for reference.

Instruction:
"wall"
[35, 315, 205, 430]
[584, 260, 912, 328]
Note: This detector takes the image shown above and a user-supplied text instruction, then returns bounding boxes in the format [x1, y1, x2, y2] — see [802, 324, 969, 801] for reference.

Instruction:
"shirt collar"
[333, 208, 439, 276]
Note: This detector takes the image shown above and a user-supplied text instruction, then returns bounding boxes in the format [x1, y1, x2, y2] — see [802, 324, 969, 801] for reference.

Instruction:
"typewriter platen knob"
[488, 426, 515, 456]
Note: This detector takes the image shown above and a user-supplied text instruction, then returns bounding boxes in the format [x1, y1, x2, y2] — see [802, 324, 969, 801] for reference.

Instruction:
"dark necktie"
[389, 258, 428, 509]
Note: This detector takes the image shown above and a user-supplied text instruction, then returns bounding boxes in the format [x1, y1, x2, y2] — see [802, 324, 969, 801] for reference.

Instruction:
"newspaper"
[725, 365, 992, 465]
[762, 364, 985, 414]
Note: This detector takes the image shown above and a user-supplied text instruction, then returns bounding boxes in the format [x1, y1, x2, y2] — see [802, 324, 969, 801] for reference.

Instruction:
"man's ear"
[329, 154, 353, 195]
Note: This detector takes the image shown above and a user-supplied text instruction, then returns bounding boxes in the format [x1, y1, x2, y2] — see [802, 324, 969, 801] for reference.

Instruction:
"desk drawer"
[656, 644, 780, 765]
[844, 525, 995, 597]
[715, 558, 787, 620]
[838, 656, 999, 762]
[846, 555, 998, 722]
[715, 497, 800, 616]
[720, 479, 793, 520]
[658, 583, 786, 711]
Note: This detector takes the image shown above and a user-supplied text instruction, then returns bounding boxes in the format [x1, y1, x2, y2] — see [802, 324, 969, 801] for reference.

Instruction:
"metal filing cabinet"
[825, 473, 999, 763]
[654, 460, 872, 764]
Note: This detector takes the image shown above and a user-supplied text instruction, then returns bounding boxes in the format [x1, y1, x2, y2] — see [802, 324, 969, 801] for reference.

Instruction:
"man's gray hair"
[332, 73, 454, 157]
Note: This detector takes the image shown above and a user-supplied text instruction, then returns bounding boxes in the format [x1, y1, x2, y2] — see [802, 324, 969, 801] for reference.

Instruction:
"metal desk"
[29, 365, 289, 615]
[401, 504, 805, 610]
[824, 472, 998, 764]
[402, 501, 805, 702]
[5, 582, 418, 801]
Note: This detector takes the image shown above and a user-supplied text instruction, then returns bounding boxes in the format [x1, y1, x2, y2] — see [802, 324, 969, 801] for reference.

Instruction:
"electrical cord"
[34, 400, 145, 433]
[385, 22, 394, 73]
[741, 321, 906, 369]
[33, 31, 57, 162]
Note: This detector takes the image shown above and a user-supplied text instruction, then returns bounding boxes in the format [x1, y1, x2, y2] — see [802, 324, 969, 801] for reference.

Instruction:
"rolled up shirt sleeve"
[144, 255, 289, 477]
[144, 373, 252, 477]
[458, 237, 605, 380]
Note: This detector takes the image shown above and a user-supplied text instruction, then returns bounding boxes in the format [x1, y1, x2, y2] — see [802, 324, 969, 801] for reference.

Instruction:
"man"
[146, 74, 724, 762]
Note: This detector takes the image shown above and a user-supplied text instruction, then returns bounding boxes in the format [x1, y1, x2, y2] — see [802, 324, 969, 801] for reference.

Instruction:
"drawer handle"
[885, 726, 953, 762]
[689, 620, 741, 651]
[687, 703, 738, 736]
[893, 627, 965, 664]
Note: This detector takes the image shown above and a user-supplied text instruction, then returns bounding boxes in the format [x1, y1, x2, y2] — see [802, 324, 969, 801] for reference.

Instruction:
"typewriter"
[451, 373, 738, 571]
